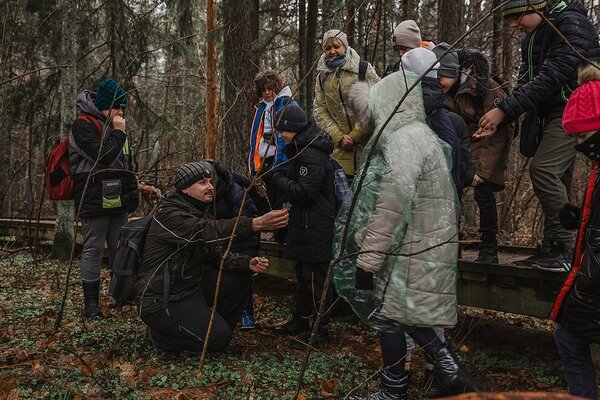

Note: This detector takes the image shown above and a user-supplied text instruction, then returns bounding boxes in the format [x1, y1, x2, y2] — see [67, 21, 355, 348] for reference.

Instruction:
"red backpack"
[45, 115, 102, 201]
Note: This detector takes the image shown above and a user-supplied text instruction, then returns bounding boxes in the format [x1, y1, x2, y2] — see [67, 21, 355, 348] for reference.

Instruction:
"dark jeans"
[295, 261, 333, 326]
[142, 269, 251, 354]
[474, 181, 499, 246]
[380, 327, 446, 378]
[555, 324, 597, 399]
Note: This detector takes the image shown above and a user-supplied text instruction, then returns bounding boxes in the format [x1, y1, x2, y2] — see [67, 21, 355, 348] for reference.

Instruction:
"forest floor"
[0, 252, 569, 399]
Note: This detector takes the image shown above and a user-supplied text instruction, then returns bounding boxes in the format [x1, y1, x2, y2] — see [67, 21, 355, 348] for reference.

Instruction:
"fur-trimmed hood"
[578, 62, 600, 85]
[457, 48, 490, 97]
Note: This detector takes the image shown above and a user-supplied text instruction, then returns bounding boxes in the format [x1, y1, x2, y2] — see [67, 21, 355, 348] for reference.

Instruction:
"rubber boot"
[349, 370, 408, 400]
[430, 346, 481, 397]
[82, 280, 102, 318]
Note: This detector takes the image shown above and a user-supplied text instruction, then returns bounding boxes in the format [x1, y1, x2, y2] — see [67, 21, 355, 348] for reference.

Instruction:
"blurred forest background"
[1, 0, 599, 252]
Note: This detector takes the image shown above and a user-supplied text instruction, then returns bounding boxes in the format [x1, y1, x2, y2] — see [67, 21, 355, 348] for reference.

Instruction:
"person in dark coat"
[68, 77, 139, 318]
[212, 160, 261, 329]
[266, 104, 336, 347]
[551, 63, 600, 399]
[136, 161, 288, 355]
[399, 47, 474, 198]
[476, 0, 600, 271]
[434, 43, 513, 264]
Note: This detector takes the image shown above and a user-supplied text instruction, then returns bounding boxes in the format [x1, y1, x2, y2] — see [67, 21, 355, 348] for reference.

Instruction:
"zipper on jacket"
[527, 30, 537, 81]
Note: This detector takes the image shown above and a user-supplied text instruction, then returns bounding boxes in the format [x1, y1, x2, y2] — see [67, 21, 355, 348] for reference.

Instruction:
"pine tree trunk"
[221, 0, 259, 172]
[51, 0, 77, 260]
[304, 0, 318, 116]
[437, 0, 464, 43]
[298, 0, 306, 110]
[205, 0, 218, 159]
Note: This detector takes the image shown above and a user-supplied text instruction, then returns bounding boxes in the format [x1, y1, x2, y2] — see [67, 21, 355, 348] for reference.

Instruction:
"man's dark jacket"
[136, 192, 254, 316]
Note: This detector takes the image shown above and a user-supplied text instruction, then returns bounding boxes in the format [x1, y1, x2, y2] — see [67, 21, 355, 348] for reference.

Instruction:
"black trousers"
[474, 181, 499, 246]
[142, 269, 251, 354]
[295, 261, 333, 326]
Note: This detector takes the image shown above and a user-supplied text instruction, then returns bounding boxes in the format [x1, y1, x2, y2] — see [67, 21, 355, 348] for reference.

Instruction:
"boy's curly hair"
[254, 70, 284, 98]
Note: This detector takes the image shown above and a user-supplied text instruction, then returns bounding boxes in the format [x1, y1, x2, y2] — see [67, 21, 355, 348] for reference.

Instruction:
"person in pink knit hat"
[551, 62, 600, 399]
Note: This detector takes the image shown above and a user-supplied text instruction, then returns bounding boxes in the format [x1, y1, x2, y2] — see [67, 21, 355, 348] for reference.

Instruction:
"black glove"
[355, 268, 374, 290]
[559, 203, 581, 230]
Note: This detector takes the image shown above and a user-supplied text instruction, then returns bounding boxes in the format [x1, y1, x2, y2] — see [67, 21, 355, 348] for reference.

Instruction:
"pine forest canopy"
[0, 0, 599, 248]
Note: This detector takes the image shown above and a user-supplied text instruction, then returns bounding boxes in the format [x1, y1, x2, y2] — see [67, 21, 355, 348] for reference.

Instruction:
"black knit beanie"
[95, 77, 128, 111]
[432, 42, 460, 79]
[275, 103, 309, 133]
[172, 161, 214, 191]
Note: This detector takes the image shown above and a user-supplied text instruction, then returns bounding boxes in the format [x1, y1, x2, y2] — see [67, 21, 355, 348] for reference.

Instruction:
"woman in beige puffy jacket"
[313, 29, 379, 180]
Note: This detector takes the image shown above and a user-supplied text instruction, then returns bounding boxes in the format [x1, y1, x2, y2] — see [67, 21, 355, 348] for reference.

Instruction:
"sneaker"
[532, 242, 573, 272]
[512, 244, 550, 267]
[272, 314, 310, 336]
[239, 310, 256, 330]
[290, 328, 330, 349]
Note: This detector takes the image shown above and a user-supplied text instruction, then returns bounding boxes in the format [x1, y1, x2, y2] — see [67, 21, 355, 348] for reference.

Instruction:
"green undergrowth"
[0, 254, 376, 399]
[0, 253, 573, 399]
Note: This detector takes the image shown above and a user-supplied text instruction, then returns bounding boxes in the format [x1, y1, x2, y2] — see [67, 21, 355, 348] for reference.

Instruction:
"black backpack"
[108, 216, 153, 307]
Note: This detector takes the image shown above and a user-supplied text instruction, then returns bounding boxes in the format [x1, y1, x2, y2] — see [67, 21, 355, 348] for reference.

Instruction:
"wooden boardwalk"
[1, 217, 566, 319]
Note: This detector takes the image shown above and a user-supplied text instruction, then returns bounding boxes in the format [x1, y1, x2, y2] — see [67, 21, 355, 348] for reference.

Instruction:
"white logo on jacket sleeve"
[299, 166, 308, 176]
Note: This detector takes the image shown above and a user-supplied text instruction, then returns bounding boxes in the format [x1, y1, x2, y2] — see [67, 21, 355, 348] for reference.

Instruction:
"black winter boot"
[430, 346, 481, 397]
[474, 245, 498, 264]
[82, 280, 102, 318]
[349, 370, 408, 400]
[272, 313, 310, 336]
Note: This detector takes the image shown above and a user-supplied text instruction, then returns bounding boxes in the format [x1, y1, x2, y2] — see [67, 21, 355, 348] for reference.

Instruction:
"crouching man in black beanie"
[136, 161, 288, 355]
[267, 104, 337, 348]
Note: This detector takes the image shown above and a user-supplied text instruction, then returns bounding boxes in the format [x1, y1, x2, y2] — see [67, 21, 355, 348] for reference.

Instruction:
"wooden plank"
[259, 242, 565, 318]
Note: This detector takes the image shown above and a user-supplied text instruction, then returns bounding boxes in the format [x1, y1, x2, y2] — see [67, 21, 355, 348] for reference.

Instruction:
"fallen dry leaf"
[319, 378, 340, 398]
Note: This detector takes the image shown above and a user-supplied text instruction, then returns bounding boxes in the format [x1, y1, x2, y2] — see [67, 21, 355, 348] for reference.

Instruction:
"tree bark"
[345, 0, 356, 48]
[298, 0, 306, 110]
[304, 0, 318, 116]
[437, 0, 464, 43]
[204, 0, 218, 159]
[221, 0, 259, 172]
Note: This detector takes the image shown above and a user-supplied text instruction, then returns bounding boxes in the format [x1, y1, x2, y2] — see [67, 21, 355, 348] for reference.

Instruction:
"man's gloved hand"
[559, 203, 581, 230]
[355, 268, 374, 290]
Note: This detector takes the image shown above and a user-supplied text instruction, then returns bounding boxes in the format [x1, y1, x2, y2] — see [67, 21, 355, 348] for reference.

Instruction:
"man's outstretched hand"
[250, 257, 269, 273]
[252, 209, 289, 231]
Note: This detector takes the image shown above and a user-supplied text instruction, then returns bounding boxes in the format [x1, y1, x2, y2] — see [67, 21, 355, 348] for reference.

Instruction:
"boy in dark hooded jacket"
[266, 104, 337, 347]
[476, 0, 600, 270]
